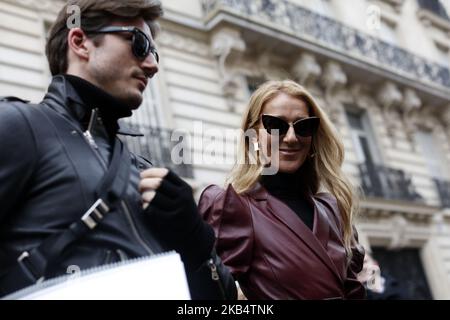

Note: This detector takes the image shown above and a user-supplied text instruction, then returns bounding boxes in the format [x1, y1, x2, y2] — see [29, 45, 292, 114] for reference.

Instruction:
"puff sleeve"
[198, 185, 254, 281]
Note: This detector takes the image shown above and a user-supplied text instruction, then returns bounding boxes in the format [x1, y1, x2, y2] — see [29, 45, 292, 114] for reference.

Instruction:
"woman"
[199, 80, 365, 299]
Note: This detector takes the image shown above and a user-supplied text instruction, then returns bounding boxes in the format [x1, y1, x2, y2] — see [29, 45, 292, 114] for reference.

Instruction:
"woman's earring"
[310, 145, 316, 158]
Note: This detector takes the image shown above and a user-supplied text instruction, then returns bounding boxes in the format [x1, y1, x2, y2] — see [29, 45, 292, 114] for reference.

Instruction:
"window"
[346, 109, 382, 165]
[347, 108, 423, 201]
[122, 77, 193, 178]
[126, 77, 165, 128]
[415, 130, 448, 179]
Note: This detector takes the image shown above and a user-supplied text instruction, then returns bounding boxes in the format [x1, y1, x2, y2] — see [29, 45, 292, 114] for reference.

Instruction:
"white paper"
[6, 252, 191, 300]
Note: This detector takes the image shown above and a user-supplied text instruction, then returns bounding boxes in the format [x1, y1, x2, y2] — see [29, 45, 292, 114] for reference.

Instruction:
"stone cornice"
[360, 197, 439, 222]
[202, 0, 450, 102]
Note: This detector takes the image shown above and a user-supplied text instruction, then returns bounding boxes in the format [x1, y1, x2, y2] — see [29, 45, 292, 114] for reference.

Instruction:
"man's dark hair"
[46, 0, 163, 76]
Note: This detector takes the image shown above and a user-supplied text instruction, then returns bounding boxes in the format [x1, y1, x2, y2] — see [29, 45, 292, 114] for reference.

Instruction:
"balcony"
[202, 0, 450, 90]
[434, 178, 450, 208]
[121, 124, 194, 179]
[358, 163, 423, 202]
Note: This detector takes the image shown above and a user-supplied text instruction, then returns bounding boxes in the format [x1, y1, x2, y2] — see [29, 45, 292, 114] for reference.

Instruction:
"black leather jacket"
[0, 76, 236, 299]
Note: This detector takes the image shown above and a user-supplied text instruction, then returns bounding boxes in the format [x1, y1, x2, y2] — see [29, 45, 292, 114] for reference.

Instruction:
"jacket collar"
[245, 182, 343, 282]
[41, 75, 143, 137]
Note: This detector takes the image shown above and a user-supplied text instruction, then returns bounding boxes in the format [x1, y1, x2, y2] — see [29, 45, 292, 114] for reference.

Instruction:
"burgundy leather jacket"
[199, 183, 366, 300]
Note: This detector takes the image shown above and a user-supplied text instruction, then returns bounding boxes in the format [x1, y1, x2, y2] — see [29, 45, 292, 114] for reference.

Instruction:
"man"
[0, 0, 236, 299]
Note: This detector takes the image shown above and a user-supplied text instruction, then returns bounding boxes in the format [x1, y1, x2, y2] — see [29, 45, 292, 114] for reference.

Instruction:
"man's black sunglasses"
[88, 26, 159, 63]
[261, 114, 320, 137]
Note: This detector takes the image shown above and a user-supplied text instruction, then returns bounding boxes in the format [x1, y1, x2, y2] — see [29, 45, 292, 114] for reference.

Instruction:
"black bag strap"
[1, 105, 131, 295]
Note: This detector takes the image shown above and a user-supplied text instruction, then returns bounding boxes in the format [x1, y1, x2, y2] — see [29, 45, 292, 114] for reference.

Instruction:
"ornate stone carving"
[158, 31, 210, 56]
[377, 82, 403, 143]
[350, 84, 374, 110]
[388, 215, 409, 249]
[256, 54, 290, 80]
[210, 27, 246, 111]
[321, 62, 347, 123]
[402, 89, 422, 115]
[401, 89, 422, 146]
[292, 53, 321, 88]
[203, 0, 450, 89]
[322, 62, 347, 95]
[377, 82, 403, 111]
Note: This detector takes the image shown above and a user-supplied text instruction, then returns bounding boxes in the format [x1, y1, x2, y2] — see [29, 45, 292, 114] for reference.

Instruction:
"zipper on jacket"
[81, 109, 154, 257]
[84, 137, 153, 257]
[82, 109, 108, 170]
[121, 201, 154, 256]
[207, 258, 226, 299]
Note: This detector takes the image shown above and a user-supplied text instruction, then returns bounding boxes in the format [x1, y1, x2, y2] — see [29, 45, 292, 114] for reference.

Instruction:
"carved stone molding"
[377, 82, 403, 111]
[412, 111, 438, 136]
[321, 62, 347, 123]
[321, 62, 347, 95]
[431, 212, 448, 236]
[360, 210, 433, 249]
[350, 84, 375, 110]
[203, 0, 450, 89]
[210, 27, 246, 111]
[401, 89, 422, 145]
[256, 54, 290, 81]
[377, 82, 403, 143]
[292, 53, 321, 88]
[402, 89, 422, 116]
[158, 31, 211, 56]
[388, 215, 409, 249]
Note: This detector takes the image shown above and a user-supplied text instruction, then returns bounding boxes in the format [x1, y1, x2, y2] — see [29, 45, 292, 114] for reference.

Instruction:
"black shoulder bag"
[0, 104, 131, 296]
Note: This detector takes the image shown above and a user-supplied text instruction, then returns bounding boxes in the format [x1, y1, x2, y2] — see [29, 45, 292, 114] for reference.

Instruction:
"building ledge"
[360, 197, 440, 221]
[378, 0, 405, 13]
[202, 0, 450, 94]
[418, 9, 450, 35]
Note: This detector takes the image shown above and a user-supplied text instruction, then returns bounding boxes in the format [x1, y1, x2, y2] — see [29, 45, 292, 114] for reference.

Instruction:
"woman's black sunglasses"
[88, 26, 159, 63]
[261, 114, 320, 137]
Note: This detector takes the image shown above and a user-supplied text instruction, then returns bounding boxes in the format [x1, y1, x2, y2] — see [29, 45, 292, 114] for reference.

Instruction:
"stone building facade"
[1, 0, 450, 298]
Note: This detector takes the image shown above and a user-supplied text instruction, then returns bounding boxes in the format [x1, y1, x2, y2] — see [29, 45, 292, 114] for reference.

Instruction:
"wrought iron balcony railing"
[418, 0, 449, 21]
[202, 0, 450, 89]
[358, 163, 423, 202]
[434, 178, 450, 208]
[121, 123, 194, 179]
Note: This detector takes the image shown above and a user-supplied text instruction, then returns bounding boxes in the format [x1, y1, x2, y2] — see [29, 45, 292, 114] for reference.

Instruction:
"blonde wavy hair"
[226, 80, 358, 253]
